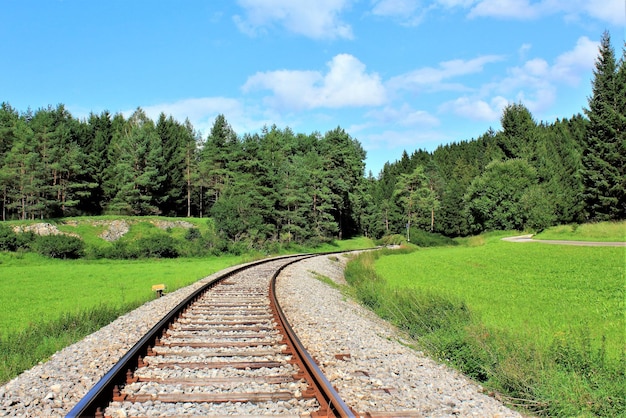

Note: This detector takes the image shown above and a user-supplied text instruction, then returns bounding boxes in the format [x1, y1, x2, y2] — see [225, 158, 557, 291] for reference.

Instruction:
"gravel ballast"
[0, 254, 522, 417]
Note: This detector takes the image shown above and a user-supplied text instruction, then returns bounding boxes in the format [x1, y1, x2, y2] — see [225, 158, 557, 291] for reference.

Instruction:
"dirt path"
[502, 234, 626, 247]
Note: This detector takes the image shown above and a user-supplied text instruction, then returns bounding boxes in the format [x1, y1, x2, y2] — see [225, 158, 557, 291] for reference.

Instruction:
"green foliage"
[32, 234, 85, 259]
[184, 227, 201, 241]
[407, 228, 457, 247]
[465, 159, 544, 232]
[0, 223, 17, 251]
[135, 234, 179, 258]
[583, 31, 626, 221]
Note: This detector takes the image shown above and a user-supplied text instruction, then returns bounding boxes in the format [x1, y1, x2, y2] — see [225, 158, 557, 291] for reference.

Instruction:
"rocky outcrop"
[12, 223, 80, 238]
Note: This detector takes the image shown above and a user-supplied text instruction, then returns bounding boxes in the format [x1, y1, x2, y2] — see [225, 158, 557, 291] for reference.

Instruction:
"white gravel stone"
[0, 254, 522, 417]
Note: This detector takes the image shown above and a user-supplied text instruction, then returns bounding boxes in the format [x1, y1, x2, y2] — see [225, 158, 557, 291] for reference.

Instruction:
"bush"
[409, 229, 457, 247]
[0, 224, 17, 251]
[184, 227, 202, 241]
[135, 234, 179, 258]
[33, 234, 85, 259]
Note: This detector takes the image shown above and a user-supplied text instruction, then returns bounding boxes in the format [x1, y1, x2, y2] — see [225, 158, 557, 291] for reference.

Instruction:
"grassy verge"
[0, 303, 141, 384]
[533, 220, 626, 241]
[345, 237, 625, 417]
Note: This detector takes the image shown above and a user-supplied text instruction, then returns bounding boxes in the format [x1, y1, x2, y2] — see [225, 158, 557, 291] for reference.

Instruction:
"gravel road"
[0, 254, 522, 417]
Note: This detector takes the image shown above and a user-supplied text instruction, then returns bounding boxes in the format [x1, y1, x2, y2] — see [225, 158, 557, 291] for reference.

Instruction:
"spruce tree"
[583, 31, 622, 220]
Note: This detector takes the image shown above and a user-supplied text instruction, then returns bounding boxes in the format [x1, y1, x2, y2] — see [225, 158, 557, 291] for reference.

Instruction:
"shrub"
[408, 229, 457, 247]
[33, 234, 85, 259]
[135, 234, 179, 258]
[0, 224, 17, 251]
[184, 227, 202, 241]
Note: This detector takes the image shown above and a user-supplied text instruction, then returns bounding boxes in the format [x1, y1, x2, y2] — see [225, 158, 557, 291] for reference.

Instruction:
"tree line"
[1, 31, 623, 247]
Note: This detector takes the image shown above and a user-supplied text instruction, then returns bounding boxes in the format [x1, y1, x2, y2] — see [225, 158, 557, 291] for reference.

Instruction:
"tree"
[582, 31, 623, 220]
[393, 166, 439, 241]
[465, 159, 552, 232]
[198, 114, 238, 216]
[497, 102, 537, 160]
[106, 109, 166, 215]
[320, 127, 366, 239]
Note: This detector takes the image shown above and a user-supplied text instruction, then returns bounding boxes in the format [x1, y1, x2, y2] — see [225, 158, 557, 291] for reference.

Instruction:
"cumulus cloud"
[552, 36, 600, 84]
[233, 0, 353, 40]
[440, 36, 598, 121]
[242, 54, 387, 109]
[128, 97, 274, 136]
[584, 0, 626, 25]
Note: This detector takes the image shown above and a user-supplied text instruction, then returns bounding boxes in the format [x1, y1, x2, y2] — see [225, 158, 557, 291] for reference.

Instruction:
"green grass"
[534, 220, 626, 242]
[351, 234, 626, 416]
[375, 236, 625, 359]
[0, 253, 243, 337]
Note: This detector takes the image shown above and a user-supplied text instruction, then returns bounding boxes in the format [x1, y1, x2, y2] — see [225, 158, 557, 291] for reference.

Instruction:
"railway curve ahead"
[67, 255, 354, 418]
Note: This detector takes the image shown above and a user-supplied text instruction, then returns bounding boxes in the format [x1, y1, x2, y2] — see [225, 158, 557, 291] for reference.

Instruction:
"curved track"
[66, 255, 354, 417]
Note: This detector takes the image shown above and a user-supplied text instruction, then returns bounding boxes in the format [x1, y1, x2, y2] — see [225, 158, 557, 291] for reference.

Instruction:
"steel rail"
[66, 253, 355, 417]
[270, 258, 356, 417]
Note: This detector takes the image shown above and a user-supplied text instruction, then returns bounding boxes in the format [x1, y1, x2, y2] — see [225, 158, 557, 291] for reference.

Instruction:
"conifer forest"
[1, 32, 624, 246]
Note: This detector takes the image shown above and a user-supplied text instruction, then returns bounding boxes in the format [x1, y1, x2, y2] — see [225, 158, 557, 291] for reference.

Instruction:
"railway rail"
[67, 255, 355, 417]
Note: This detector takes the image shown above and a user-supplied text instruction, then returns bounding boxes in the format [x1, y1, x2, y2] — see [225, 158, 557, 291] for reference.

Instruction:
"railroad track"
[67, 255, 355, 417]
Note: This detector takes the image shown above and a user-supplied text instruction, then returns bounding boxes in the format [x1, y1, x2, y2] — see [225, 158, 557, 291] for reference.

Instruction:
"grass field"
[360, 231, 625, 416]
[375, 234, 625, 358]
[534, 220, 626, 241]
[0, 252, 244, 337]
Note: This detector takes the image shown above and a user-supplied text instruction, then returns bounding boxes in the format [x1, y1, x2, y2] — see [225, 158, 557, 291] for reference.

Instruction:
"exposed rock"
[99, 220, 129, 242]
[150, 220, 194, 230]
[12, 223, 80, 239]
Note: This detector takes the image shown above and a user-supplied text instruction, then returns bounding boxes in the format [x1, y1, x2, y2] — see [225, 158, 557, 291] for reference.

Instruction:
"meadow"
[534, 221, 626, 242]
[375, 234, 625, 359]
[0, 253, 244, 336]
[344, 227, 625, 416]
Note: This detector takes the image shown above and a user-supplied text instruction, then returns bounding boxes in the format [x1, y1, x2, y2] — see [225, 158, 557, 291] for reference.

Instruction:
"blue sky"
[1, 1, 624, 175]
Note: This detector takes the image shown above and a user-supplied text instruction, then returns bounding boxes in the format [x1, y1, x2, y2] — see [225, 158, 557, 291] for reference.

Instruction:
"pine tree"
[107, 109, 166, 215]
[614, 41, 626, 218]
[583, 31, 622, 220]
[198, 114, 238, 216]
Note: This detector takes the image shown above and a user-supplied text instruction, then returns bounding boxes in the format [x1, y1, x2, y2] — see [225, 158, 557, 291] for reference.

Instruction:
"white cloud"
[441, 36, 597, 121]
[370, 0, 430, 25]
[465, 0, 626, 25]
[388, 54, 504, 93]
[468, 0, 540, 19]
[518, 43, 532, 60]
[364, 128, 450, 151]
[371, 0, 420, 16]
[440, 96, 508, 121]
[242, 54, 387, 109]
[552, 36, 600, 84]
[129, 97, 275, 137]
[584, 0, 626, 26]
[234, 0, 353, 40]
[365, 104, 440, 127]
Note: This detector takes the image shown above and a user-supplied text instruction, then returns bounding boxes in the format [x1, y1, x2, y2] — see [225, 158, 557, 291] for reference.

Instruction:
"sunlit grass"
[348, 234, 626, 416]
[375, 237, 625, 359]
[0, 253, 243, 337]
[534, 220, 626, 241]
